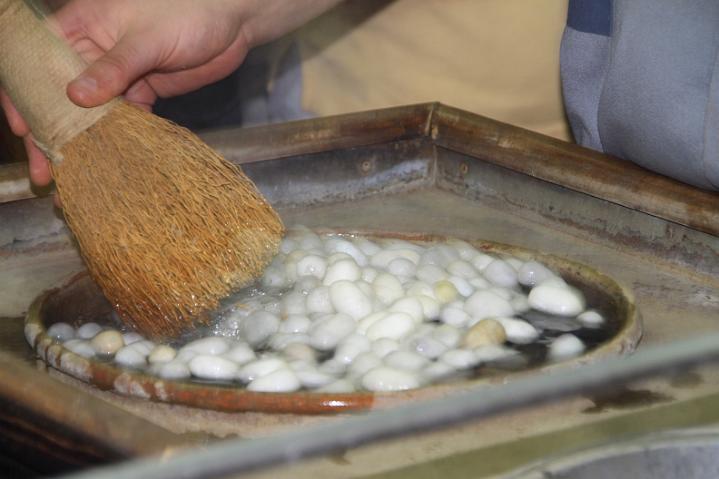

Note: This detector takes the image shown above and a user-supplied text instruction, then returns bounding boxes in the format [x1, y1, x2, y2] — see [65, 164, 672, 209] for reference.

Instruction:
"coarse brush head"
[53, 102, 284, 339]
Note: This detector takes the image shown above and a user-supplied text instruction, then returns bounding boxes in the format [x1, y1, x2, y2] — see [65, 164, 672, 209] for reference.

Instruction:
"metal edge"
[503, 426, 719, 478]
[200, 103, 435, 164]
[430, 104, 719, 237]
[0, 103, 435, 204]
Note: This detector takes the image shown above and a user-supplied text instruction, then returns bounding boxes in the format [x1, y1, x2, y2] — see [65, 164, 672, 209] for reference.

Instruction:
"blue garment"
[562, 0, 719, 190]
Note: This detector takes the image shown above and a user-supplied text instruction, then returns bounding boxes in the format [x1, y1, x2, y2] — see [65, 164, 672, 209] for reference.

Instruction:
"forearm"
[241, 0, 345, 47]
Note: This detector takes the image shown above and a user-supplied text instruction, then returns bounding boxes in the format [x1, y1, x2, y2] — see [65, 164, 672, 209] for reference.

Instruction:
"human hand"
[1, 0, 341, 188]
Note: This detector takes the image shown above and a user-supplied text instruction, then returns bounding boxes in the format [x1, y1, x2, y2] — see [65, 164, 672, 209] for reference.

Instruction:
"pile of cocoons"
[46, 228, 609, 393]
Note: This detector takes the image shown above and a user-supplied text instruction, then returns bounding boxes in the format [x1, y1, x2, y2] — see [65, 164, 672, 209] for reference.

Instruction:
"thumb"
[67, 32, 158, 108]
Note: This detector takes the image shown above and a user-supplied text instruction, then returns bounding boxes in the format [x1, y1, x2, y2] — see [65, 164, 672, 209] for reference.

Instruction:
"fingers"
[1, 90, 53, 187]
[67, 30, 159, 108]
[146, 38, 249, 97]
[49, 0, 91, 43]
[124, 79, 157, 110]
[24, 135, 53, 187]
[0, 90, 29, 137]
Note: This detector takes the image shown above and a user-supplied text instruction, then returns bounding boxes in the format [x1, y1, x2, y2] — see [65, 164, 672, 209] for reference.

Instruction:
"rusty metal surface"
[2, 102, 717, 236]
[429, 104, 719, 237]
[0, 104, 716, 477]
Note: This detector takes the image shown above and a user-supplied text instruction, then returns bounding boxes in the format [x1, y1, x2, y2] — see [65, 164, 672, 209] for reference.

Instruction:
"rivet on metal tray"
[359, 159, 374, 175]
[459, 162, 469, 175]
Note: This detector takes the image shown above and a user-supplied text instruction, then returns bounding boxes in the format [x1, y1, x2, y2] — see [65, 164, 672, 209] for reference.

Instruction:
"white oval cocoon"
[440, 305, 471, 328]
[334, 334, 372, 364]
[448, 239, 480, 261]
[440, 349, 480, 369]
[238, 357, 286, 382]
[296, 254, 327, 279]
[412, 335, 448, 359]
[268, 333, 311, 351]
[528, 284, 586, 317]
[483, 259, 519, 288]
[447, 276, 474, 297]
[494, 317, 539, 344]
[354, 238, 382, 256]
[434, 280, 459, 303]
[416, 264, 448, 285]
[432, 324, 462, 349]
[224, 343, 256, 365]
[122, 332, 144, 345]
[387, 257, 417, 277]
[306, 286, 334, 314]
[577, 310, 605, 327]
[361, 267, 379, 283]
[423, 361, 456, 381]
[148, 345, 176, 364]
[248, 368, 301, 392]
[371, 338, 400, 358]
[549, 334, 585, 361]
[282, 342, 317, 362]
[114, 345, 146, 368]
[347, 352, 383, 377]
[362, 367, 420, 392]
[464, 290, 515, 320]
[372, 273, 405, 305]
[294, 367, 335, 389]
[309, 314, 356, 350]
[329, 280, 373, 320]
[281, 291, 307, 317]
[189, 355, 238, 381]
[77, 322, 102, 340]
[518, 261, 554, 286]
[156, 360, 191, 379]
[357, 312, 388, 334]
[91, 330, 124, 355]
[48, 322, 76, 342]
[180, 336, 229, 356]
[471, 253, 495, 271]
[384, 350, 429, 371]
[261, 266, 288, 289]
[129, 340, 156, 356]
[325, 238, 368, 266]
[280, 315, 312, 334]
[64, 339, 96, 358]
[389, 297, 425, 322]
[240, 311, 280, 347]
[447, 260, 477, 279]
[318, 379, 355, 393]
[416, 295, 440, 320]
[279, 238, 297, 255]
[366, 312, 415, 341]
[323, 259, 361, 285]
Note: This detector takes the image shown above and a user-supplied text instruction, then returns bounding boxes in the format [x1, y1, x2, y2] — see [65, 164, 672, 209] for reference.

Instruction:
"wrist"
[240, 0, 344, 49]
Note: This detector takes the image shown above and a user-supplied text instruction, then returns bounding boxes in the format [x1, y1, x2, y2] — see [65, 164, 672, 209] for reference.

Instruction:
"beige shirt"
[296, 0, 571, 140]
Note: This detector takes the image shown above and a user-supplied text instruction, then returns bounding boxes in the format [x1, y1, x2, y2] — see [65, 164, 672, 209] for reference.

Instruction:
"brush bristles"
[52, 102, 283, 339]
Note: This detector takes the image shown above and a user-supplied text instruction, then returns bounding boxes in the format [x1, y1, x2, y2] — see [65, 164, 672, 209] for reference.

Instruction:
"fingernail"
[69, 76, 98, 100]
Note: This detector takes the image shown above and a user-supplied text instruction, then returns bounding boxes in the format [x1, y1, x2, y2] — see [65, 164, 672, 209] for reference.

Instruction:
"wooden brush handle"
[0, 0, 115, 162]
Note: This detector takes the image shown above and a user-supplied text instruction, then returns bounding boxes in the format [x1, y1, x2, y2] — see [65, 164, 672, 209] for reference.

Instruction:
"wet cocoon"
[50, 229, 606, 393]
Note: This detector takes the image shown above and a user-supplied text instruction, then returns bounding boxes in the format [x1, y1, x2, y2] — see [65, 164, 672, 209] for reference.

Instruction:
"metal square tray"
[0, 103, 717, 477]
